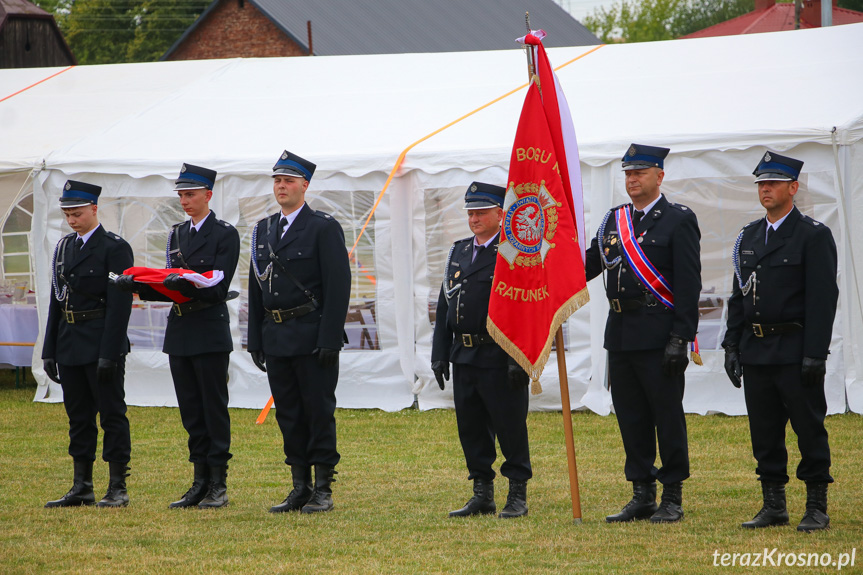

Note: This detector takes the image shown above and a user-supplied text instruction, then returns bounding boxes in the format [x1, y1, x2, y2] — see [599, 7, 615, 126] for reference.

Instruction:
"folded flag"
[123, 267, 224, 303]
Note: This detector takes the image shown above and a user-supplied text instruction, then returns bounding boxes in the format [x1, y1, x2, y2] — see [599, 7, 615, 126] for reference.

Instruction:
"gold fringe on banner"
[487, 286, 590, 395]
[691, 351, 703, 366]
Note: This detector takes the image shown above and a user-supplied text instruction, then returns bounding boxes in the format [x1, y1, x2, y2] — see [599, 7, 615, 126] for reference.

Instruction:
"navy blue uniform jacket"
[584, 195, 701, 351]
[247, 204, 352, 357]
[42, 225, 133, 365]
[722, 206, 837, 364]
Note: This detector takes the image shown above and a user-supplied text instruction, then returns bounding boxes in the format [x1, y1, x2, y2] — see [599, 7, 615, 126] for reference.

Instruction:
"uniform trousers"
[608, 348, 689, 484]
[742, 363, 832, 484]
[169, 352, 231, 466]
[58, 358, 130, 464]
[453, 363, 531, 482]
[266, 354, 340, 468]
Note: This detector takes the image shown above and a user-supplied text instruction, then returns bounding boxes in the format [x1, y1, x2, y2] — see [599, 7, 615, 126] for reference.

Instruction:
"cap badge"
[65, 183, 71, 190]
[181, 165, 187, 173]
[628, 145, 637, 157]
[764, 152, 772, 162]
[470, 184, 477, 192]
[281, 152, 288, 160]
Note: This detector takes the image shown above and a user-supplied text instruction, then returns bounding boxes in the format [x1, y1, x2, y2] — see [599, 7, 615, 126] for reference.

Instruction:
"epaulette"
[610, 203, 627, 212]
[799, 214, 824, 228]
[455, 236, 473, 246]
[313, 210, 334, 220]
[63, 231, 76, 240]
[105, 232, 122, 242]
[219, 219, 234, 228]
[667, 202, 692, 213]
[742, 219, 761, 229]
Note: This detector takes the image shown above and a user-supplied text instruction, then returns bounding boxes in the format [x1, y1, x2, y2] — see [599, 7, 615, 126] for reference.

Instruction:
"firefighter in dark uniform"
[42, 180, 134, 508]
[247, 151, 351, 514]
[722, 151, 838, 532]
[115, 163, 240, 509]
[584, 144, 701, 524]
[431, 182, 532, 519]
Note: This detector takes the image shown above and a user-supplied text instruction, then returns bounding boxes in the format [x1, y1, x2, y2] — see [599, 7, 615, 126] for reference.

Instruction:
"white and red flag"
[487, 31, 589, 391]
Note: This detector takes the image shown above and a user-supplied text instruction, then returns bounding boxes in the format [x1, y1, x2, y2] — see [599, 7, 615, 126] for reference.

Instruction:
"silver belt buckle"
[461, 334, 474, 347]
[752, 323, 764, 338]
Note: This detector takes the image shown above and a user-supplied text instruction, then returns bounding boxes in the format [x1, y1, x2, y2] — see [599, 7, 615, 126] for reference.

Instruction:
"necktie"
[74, 237, 84, 254]
[766, 226, 774, 244]
[473, 244, 485, 263]
[280, 217, 289, 237]
[189, 227, 197, 239]
[633, 210, 644, 227]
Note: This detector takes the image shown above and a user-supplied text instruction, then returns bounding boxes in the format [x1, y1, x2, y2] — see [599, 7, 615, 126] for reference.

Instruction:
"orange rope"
[257, 44, 604, 424]
[0, 66, 75, 104]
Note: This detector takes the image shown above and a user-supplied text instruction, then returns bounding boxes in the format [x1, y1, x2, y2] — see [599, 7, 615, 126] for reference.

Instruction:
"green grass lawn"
[1, 371, 860, 574]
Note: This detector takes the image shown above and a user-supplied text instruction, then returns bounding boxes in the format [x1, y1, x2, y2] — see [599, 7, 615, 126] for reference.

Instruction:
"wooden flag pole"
[555, 327, 583, 523]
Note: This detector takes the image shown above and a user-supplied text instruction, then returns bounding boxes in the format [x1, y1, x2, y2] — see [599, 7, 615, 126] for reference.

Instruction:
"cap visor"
[754, 173, 794, 183]
[272, 168, 307, 178]
[174, 182, 209, 191]
[464, 201, 500, 210]
[622, 163, 656, 171]
[59, 199, 94, 209]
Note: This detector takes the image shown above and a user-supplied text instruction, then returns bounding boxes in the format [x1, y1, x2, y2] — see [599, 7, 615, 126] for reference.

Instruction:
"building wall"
[0, 18, 75, 68]
[165, 0, 306, 61]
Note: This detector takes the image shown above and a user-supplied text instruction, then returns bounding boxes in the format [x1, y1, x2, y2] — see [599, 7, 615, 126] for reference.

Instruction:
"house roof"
[682, 2, 863, 38]
[163, 0, 599, 59]
[0, 0, 76, 65]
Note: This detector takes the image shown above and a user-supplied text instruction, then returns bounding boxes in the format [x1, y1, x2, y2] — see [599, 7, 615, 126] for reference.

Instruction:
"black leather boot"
[45, 459, 96, 508]
[169, 462, 209, 509]
[797, 482, 830, 532]
[270, 466, 313, 513]
[606, 481, 657, 522]
[448, 478, 496, 517]
[198, 464, 229, 509]
[650, 481, 684, 523]
[498, 479, 528, 519]
[301, 465, 336, 514]
[97, 462, 130, 508]
[742, 482, 789, 528]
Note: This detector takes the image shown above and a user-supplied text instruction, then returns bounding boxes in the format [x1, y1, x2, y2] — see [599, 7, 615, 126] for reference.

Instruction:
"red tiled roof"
[681, 3, 863, 38]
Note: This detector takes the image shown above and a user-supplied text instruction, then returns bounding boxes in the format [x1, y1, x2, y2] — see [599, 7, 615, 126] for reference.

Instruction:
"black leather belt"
[172, 300, 217, 316]
[750, 322, 803, 338]
[609, 294, 656, 313]
[62, 308, 105, 323]
[459, 333, 495, 347]
[171, 290, 239, 317]
[266, 302, 317, 323]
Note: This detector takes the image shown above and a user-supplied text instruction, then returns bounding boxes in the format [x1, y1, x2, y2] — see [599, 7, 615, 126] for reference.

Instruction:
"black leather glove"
[507, 361, 529, 388]
[43, 358, 61, 384]
[723, 346, 743, 388]
[112, 274, 139, 293]
[662, 335, 689, 377]
[163, 273, 196, 296]
[801, 357, 827, 388]
[96, 358, 117, 384]
[431, 360, 450, 390]
[315, 347, 339, 368]
[250, 350, 267, 373]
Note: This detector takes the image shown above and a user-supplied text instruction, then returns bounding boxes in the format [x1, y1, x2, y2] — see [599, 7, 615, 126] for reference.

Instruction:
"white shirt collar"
[634, 194, 662, 217]
[190, 211, 211, 232]
[77, 224, 100, 245]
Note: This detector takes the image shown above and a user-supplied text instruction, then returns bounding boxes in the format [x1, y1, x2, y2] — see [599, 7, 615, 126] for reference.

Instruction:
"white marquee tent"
[1, 23, 862, 415]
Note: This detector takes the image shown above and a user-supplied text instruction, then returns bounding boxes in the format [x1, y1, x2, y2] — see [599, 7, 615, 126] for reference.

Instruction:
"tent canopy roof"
[0, 23, 861, 180]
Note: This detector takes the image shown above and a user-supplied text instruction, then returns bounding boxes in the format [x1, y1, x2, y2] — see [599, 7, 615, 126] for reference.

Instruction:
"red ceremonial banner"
[486, 57, 588, 389]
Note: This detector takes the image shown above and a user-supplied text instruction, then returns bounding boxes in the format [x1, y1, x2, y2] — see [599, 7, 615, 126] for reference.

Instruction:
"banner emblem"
[498, 181, 560, 268]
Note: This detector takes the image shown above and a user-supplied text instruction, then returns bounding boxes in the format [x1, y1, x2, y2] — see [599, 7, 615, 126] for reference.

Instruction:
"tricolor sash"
[615, 206, 702, 365]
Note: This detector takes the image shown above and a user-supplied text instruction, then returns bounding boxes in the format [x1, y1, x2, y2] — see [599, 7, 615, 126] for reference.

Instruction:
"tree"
[584, 0, 754, 43]
[41, 0, 209, 65]
[839, 0, 863, 12]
